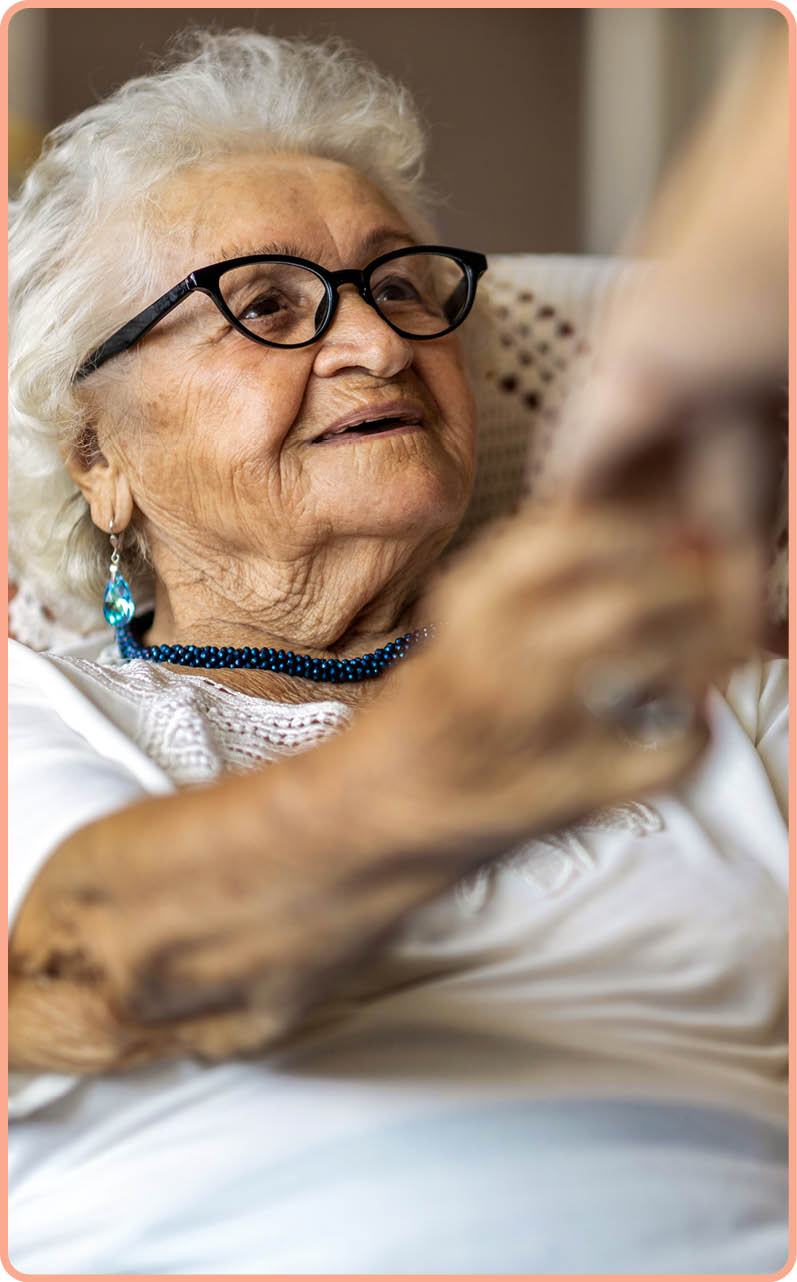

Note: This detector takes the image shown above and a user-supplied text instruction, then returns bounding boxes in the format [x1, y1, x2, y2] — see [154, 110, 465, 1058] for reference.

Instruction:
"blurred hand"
[386, 504, 764, 852]
[560, 25, 786, 543]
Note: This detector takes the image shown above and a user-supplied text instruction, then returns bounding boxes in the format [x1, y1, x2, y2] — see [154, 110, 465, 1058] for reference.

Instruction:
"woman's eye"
[374, 277, 422, 304]
[240, 292, 286, 321]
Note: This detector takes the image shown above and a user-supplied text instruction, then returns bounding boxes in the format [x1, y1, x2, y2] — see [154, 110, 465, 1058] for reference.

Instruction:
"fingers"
[437, 504, 741, 621]
[441, 703, 710, 850]
[170, 1005, 287, 1062]
[564, 711, 711, 816]
[441, 506, 671, 603]
[566, 378, 782, 549]
[392, 503, 757, 848]
[8, 972, 176, 1074]
[436, 510, 758, 680]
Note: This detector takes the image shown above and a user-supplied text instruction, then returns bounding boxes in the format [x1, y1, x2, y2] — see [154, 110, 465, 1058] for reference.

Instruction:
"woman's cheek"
[423, 342, 476, 432]
[442, 375, 477, 471]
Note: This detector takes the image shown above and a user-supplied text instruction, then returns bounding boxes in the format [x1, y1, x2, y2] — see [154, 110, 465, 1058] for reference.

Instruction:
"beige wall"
[16, 8, 585, 253]
[10, 9, 768, 253]
[8, 8, 48, 189]
[582, 8, 783, 252]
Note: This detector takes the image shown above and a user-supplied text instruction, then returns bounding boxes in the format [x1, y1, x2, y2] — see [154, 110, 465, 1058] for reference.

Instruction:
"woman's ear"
[64, 431, 134, 534]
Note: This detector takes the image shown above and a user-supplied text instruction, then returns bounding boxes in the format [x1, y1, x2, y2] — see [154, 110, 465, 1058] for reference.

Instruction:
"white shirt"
[7, 636, 788, 1273]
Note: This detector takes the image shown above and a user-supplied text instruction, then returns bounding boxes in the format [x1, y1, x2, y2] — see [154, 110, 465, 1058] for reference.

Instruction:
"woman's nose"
[311, 287, 413, 379]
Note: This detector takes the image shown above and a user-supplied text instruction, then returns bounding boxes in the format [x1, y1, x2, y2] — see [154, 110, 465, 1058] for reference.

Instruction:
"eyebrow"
[358, 226, 418, 258]
[212, 226, 418, 266]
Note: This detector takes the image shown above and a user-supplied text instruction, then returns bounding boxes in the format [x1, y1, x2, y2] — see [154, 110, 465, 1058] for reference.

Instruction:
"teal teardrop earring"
[103, 518, 136, 626]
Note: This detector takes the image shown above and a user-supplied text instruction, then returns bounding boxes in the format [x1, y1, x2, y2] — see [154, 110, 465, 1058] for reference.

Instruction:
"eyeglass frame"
[74, 244, 488, 381]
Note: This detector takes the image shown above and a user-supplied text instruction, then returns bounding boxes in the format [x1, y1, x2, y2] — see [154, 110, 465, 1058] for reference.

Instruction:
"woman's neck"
[139, 600, 430, 709]
[144, 534, 443, 654]
[140, 543, 441, 704]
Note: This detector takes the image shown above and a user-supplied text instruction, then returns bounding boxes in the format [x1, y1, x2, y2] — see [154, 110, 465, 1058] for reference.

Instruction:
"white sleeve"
[754, 658, 788, 826]
[8, 691, 155, 928]
[8, 641, 172, 1117]
[724, 655, 788, 825]
[8, 644, 171, 927]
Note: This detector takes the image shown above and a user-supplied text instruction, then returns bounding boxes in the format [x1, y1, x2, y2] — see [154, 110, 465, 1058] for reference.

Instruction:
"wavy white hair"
[9, 28, 440, 623]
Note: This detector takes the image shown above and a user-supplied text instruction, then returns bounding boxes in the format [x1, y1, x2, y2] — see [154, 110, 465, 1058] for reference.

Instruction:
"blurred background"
[8, 7, 779, 254]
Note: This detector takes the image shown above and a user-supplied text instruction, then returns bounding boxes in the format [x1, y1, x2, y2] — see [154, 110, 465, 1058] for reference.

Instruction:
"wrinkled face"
[93, 154, 476, 591]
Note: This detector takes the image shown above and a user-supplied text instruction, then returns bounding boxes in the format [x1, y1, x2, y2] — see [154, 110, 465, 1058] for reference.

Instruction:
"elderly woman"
[8, 30, 787, 1274]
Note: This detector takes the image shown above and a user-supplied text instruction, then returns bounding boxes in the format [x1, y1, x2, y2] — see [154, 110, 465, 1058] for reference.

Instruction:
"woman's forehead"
[149, 153, 415, 277]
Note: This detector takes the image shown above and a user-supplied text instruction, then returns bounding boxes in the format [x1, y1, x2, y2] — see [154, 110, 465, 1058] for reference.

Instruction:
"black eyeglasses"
[75, 245, 488, 381]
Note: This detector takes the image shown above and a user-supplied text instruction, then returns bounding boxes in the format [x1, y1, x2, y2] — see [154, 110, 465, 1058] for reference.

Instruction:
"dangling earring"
[103, 518, 136, 626]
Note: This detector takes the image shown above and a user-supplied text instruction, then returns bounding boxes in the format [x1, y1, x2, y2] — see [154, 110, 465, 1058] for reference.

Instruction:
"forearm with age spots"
[8, 710, 484, 1074]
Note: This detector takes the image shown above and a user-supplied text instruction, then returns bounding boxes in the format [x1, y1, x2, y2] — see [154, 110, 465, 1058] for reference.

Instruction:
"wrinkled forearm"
[9, 697, 485, 1074]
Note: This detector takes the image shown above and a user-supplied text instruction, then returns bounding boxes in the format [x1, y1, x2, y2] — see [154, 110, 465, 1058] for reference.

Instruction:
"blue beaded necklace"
[115, 619, 434, 683]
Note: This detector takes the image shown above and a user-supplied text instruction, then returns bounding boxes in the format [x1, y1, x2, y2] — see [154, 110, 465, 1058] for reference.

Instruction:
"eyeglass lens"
[217, 252, 470, 346]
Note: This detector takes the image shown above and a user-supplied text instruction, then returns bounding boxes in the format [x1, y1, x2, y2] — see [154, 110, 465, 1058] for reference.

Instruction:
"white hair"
[8, 28, 438, 621]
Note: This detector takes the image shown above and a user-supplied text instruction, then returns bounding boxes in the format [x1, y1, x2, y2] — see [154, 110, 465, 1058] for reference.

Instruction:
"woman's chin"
[345, 463, 471, 535]
[309, 430, 473, 535]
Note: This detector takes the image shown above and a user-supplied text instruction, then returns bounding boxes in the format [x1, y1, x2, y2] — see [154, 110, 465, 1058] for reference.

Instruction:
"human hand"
[557, 23, 786, 540]
[557, 272, 785, 543]
[383, 505, 764, 852]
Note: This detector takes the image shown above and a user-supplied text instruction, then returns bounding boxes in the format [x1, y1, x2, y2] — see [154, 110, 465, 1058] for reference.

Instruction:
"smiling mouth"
[313, 413, 424, 444]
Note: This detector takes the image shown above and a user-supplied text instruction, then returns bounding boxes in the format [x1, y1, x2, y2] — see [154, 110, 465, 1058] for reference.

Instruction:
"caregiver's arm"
[9, 509, 750, 1075]
[564, 23, 786, 527]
